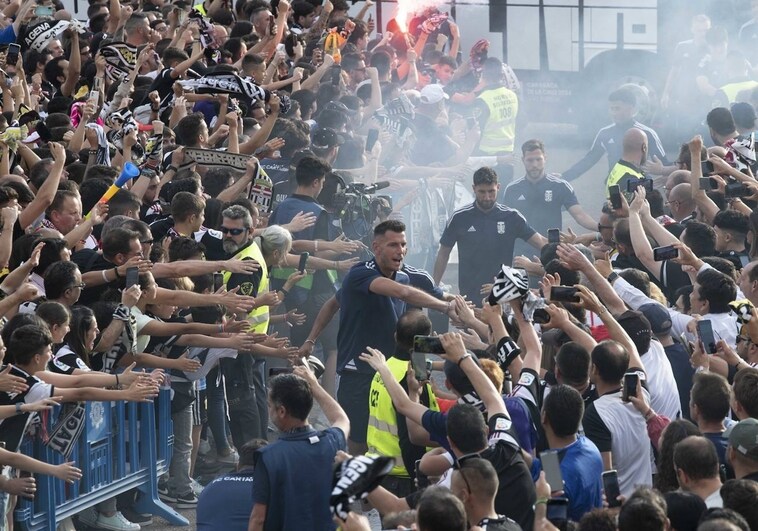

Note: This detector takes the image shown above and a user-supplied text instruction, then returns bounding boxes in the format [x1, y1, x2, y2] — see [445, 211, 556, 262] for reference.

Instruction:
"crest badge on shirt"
[497, 221, 505, 234]
[544, 190, 553, 202]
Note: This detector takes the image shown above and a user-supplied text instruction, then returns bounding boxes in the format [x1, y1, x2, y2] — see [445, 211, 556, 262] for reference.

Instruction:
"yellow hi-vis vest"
[717, 80, 758, 105]
[606, 160, 645, 197]
[223, 242, 270, 333]
[477, 86, 518, 155]
[366, 356, 439, 477]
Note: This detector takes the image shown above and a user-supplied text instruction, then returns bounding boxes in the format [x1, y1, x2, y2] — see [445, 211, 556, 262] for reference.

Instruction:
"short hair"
[238, 439, 268, 469]
[46, 189, 79, 216]
[173, 113, 207, 146]
[690, 372, 731, 423]
[698, 508, 750, 531]
[446, 404, 487, 453]
[619, 268, 651, 297]
[221, 204, 253, 229]
[706, 25, 729, 46]
[295, 156, 331, 187]
[618, 487, 668, 531]
[521, 139, 545, 155]
[721, 479, 758, 530]
[123, 13, 149, 34]
[161, 46, 189, 65]
[696, 268, 737, 313]
[102, 228, 140, 260]
[29, 159, 53, 190]
[674, 435, 720, 480]
[481, 57, 503, 82]
[171, 191, 205, 222]
[577, 509, 617, 531]
[32, 237, 68, 276]
[707, 107, 736, 137]
[455, 457, 498, 499]
[732, 368, 758, 418]
[416, 487, 467, 531]
[202, 168, 235, 199]
[36, 301, 71, 328]
[609, 87, 637, 107]
[268, 374, 313, 421]
[473, 166, 498, 186]
[7, 325, 53, 366]
[555, 342, 591, 387]
[714, 209, 750, 236]
[108, 189, 141, 217]
[702, 256, 737, 279]
[168, 237, 206, 262]
[84, 164, 120, 183]
[543, 384, 584, 437]
[396, 310, 432, 351]
[44, 261, 80, 300]
[682, 221, 717, 257]
[374, 220, 405, 238]
[591, 340, 629, 384]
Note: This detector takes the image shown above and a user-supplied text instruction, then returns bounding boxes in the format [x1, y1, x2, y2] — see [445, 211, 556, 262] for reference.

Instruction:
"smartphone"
[622, 372, 639, 401]
[411, 351, 428, 381]
[269, 14, 276, 34]
[413, 335, 445, 355]
[548, 228, 560, 244]
[331, 66, 341, 86]
[626, 178, 653, 193]
[533, 307, 551, 324]
[546, 498, 568, 529]
[540, 450, 563, 493]
[696, 319, 717, 354]
[609, 185, 622, 210]
[125, 266, 139, 289]
[415, 460, 430, 489]
[177, 9, 187, 25]
[699, 176, 717, 190]
[298, 252, 309, 273]
[268, 367, 292, 377]
[725, 182, 751, 198]
[602, 470, 622, 508]
[365, 128, 379, 153]
[550, 286, 580, 303]
[653, 245, 678, 261]
[701, 160, 715, 176]
[6, 44, 20, 66]
[35, 5, 54, 16]
[212, 272, 224, 292]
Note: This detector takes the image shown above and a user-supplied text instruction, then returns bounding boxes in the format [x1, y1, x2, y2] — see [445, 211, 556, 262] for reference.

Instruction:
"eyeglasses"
[737, 335, 751, 345]
[141, 240, 154, 245]
[68, 283, 86, 290]
[219, 227, 246, 236]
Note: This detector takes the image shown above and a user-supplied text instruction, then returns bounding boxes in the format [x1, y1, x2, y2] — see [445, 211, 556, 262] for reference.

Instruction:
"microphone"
[363, 181, 390, 194]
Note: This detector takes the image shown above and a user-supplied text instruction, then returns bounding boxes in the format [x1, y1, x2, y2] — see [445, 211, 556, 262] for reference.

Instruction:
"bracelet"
[15, 402, 22, 414]
[314, 240, 319, 253]
[457, 353, 472, 366]
[304, 339, 316, 345]
[644, 408, 656, 422]
[115, 374, 120, 388]
[101, 269, 109, 282]
[218, 324, 224, 333]
[88, 149, 98, 155]
[167, 165, 178, 172]
[114, 267, 121, 279]
[279, 288, 289, 297]
[534, 498, 549, 507]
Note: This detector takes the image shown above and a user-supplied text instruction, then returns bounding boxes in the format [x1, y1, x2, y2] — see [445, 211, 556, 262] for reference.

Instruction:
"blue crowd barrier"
[14, 389, 189, 530]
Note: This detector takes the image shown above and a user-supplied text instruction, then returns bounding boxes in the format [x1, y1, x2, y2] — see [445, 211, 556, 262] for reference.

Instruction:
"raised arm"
[18, 142, 65, 230]
[555, 243, 627, 315]
[293, 363, 349, 436]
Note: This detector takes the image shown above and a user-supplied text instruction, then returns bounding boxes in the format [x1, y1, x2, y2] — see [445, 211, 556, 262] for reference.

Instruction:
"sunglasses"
[453, 454, 482, 493]
[219, 227, 246, 236]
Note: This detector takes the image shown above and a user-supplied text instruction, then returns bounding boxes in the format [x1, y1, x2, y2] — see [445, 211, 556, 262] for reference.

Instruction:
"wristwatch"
[607, 272, 619, 284]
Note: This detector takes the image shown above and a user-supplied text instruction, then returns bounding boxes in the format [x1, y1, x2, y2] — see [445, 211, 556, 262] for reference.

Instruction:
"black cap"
[312, 128, 345, 150]
[443, 352, 481, 395]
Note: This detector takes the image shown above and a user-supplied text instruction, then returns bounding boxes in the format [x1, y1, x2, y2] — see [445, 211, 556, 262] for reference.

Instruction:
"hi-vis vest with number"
[223, 241, 270, 333]
[367, 356, 439, 477]
[606, 160, 645, 196]
[477, 86, 518, 155]
[717, 80, 758, 105]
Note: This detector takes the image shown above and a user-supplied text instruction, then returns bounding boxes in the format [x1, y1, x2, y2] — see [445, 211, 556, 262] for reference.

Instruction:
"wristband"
[457, 353, 472, 367]
[304, 339, 316, 345]
[167, 165, 178, 172]
[533, 498, 549, 508]
[114, 267, 121, 279]
[115, 374, 120, 388]
[101, 269, 109, 282]
[314, 240, 319, 253]
[15, 402, 22, 414]
[607, 272, 619, 284]
[643, 408, 656, 422]
[279, 288, 289, 297]
[218, 324, 224, 333]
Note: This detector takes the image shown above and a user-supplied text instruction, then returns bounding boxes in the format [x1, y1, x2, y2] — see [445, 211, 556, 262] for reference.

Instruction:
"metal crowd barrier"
[14, 389, 189, 530]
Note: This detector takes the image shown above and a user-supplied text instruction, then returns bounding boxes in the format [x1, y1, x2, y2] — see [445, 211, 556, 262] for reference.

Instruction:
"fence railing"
[14, 389, 189, 530]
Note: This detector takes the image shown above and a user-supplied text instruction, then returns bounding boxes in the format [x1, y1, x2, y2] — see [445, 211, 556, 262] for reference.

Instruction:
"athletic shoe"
[119, 507, 153, 527]
[95, 511, 141, 530]
[173, 492, 198, 509]
[215, 449, 238, 464]
[190, 478, 204, 497]
[157, 485, 176, 504]
[77, 507, 99, 528]
[198, 439, 211, 456]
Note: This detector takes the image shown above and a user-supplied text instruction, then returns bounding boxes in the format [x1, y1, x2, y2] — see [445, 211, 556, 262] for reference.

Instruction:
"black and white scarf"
[99, 41, 137, 81]
[23, 19, 87, 52]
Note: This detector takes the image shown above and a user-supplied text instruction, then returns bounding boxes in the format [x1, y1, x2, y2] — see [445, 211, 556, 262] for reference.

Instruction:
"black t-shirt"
[72, 249, 119, 305]
[483, 413, 536, 531]
[503, 174, 579, 236]
[147, 67, 177, 110]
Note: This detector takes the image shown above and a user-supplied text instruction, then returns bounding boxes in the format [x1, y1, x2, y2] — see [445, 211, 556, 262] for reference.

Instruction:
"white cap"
[419, 84, 449, 105]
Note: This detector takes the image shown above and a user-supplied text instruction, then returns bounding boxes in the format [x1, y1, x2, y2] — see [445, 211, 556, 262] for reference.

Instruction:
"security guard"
[366, 311, 439, 497]
[606, 128, 648, 197]
[474, 57, 519, 188]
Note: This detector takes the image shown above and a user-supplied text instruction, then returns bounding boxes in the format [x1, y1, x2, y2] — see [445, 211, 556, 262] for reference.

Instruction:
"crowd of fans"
[0, 0, 757, 531]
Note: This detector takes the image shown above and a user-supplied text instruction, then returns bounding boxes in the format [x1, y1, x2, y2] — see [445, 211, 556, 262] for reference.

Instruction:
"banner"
[23, 19, 86, 52]
[184, 148, 252, 171]
[100, 41, 137, 81]
[46, 402, 86, 459]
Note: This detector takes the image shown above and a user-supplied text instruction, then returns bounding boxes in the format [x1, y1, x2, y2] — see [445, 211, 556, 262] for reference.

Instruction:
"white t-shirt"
[642, 340, 682, 419]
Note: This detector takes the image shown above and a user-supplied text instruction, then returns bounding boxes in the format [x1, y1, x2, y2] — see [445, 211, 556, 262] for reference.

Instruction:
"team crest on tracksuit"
[497, 221, 506, 234]
[545, 190, 553, 202]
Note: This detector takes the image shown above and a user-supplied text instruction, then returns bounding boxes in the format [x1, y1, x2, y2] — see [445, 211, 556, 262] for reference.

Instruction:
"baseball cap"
[312, 128, 345, 150]
[639, 302, 672, 336]
[616, 310, 653, 354]
[728, 417, 758, 461]
[419, 84, 449, 105]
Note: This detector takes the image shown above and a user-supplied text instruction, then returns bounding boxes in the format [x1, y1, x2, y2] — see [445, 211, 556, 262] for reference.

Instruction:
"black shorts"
[337, 371, 375, 444]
